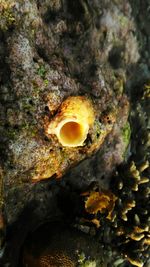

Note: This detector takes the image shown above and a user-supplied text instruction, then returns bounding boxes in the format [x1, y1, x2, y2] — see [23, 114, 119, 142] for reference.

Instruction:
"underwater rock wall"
[0, 1, 149, 267]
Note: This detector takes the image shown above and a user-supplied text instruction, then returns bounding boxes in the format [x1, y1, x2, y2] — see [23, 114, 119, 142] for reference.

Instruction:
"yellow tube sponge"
[47, 96, 95, 147]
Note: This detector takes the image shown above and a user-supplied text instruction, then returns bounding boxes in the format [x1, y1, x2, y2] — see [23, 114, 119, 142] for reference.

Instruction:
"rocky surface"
[0, 0, 149, 267]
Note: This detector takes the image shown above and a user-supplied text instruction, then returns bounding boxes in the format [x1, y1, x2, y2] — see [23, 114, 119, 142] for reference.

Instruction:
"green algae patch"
[121, 122, 131, 148]
[37, 65, 47, 79]
[78, 252, 102, 267]
[79, 260, 96, 267]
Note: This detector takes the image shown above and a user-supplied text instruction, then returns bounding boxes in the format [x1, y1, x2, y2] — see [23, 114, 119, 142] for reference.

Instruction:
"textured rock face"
[0, 0, 134, 213]
[0, 1, 149, 267]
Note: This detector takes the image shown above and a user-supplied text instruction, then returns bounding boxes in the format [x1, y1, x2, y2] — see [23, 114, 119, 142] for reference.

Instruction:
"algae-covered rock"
[0, 0, 134, 220]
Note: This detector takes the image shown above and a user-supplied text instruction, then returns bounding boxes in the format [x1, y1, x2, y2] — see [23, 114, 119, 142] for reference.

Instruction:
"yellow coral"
[142, 84, 150, 99]
[47, 96, 95, 147]
[127, 257, 143, 267]
[0, 0, 15, 31]
[85, 191, 117, 220]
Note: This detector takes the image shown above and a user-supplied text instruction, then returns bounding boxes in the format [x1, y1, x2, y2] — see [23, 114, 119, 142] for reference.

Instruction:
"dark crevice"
[66, 0, 85, 20]
[108, 46, 124, 69]
[36, 47, 49, 63]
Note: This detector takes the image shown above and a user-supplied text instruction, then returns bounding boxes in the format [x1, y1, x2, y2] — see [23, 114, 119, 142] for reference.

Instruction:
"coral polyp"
[47, 96, 95, 147]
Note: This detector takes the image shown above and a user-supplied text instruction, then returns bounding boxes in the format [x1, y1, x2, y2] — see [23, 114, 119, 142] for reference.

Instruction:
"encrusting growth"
[47, 96, 95, 147]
